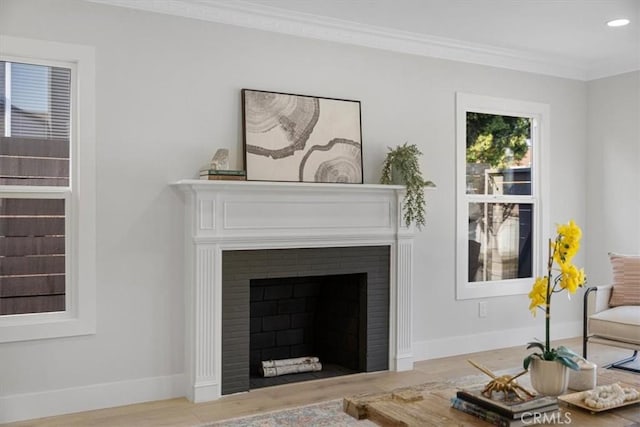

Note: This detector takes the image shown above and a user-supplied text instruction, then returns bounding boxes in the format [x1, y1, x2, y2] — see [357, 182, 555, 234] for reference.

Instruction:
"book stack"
[199, 169, 246, 181]
[451, 386, 560, 426]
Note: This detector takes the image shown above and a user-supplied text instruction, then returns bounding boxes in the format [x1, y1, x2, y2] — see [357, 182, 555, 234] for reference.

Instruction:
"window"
[0, 35, 95, 342]
[1, 61, 70, 316]
[456, 93, 549, 300]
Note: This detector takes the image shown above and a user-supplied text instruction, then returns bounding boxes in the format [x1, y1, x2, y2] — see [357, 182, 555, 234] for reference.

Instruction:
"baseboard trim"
[0, 323, 582, 423]
[394, 353, 414, 372]
[0, 373, 186, 424]
[413, 321, 582, 361]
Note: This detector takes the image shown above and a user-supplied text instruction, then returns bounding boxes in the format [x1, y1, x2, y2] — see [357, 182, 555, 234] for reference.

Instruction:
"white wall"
[0, 0, 593, 421]
[586, 71, 640, 284]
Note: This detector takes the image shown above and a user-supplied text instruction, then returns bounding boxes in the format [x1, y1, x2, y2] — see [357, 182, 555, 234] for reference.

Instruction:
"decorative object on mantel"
[242, 89, 363, 183]
[199, 169, 246, 180]
[209, 148, 230, 170]
[524, 220, 587, 396]
[380, 142, 434, 228]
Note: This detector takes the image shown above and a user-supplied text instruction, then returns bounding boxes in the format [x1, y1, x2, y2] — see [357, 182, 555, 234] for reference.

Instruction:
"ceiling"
[93, 0, 639, 80]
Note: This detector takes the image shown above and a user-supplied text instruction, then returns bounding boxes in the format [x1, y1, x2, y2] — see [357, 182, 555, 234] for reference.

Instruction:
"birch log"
[260, 356, 322, 377]
[261, 362, 322, 377]
[262, 357, 320, 368]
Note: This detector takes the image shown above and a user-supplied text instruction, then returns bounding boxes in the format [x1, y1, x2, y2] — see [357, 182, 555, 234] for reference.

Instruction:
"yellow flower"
[557, 220, 582, 240]
[528, 220, 586, 317]
[528, 276, 548, 316]
[554, 220, 582, 263]
[559, 263, 586, 293]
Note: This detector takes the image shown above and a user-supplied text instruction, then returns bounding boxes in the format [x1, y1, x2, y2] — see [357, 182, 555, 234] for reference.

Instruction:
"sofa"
[582, 253, 640, 372]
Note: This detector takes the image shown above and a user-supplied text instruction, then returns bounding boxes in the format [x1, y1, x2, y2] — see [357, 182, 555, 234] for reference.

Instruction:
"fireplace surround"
[175, 180, 416, 402]
[224, 246, 390, 394]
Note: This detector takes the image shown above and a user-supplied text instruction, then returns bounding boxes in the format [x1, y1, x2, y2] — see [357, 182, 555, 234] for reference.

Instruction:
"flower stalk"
[544, 238, 554, 354]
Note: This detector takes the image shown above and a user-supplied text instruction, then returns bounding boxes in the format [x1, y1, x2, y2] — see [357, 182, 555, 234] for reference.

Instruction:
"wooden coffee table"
[344, 368, 639, 426]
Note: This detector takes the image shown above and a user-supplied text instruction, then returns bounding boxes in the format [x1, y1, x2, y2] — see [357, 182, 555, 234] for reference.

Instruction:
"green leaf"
[526, 341, 545, 352]
[556, 346, 580, 359]
[523, 355, 532, 370]
[523, 353, 541, 370]
[556, 356, 580, 371]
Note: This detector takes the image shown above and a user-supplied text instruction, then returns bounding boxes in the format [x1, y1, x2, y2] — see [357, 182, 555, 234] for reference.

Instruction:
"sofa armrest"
[583, 285, 613, 358]
[585, 285, 613, 317]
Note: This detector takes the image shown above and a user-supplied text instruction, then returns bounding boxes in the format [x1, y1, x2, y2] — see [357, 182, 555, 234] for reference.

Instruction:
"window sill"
[0, 312, 95, 343]
[456, 278, 532, 300]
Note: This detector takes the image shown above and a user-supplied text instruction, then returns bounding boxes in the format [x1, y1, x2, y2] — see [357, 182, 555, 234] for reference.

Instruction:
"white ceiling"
[92, 0, 640, 80]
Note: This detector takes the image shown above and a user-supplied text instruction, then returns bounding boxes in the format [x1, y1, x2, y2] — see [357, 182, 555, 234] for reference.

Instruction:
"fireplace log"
[261, 361, 322, 377]
[261, 356, 320, 368]
[260, 356, 322, 377]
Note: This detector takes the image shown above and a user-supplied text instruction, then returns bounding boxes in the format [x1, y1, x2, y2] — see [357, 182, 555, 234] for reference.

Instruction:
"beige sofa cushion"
[608, 253, 640, 306]
[589, 306, 640, 345]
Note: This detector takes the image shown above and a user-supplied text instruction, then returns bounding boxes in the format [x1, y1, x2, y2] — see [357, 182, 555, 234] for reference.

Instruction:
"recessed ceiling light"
[607, 18, 630, 27]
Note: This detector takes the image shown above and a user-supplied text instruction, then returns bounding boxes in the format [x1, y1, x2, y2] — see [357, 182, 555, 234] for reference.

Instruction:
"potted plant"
[380, 143, 434, 229]
[524, 220, 586, 396]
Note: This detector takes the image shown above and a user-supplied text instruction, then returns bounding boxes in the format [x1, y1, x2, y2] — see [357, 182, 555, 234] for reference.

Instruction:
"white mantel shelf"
[173, 179, 405, 191]
[174, 179, 417, 402]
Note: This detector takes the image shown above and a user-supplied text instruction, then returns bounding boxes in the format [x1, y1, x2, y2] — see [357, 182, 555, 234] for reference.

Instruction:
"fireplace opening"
[249, 273, 367, 389]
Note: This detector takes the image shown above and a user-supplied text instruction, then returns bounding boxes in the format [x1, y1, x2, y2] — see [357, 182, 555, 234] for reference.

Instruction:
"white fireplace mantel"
[174, 180, 416, 402]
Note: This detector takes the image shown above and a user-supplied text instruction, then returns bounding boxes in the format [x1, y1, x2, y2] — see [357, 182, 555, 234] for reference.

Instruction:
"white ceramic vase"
[529, 358, 570, 396]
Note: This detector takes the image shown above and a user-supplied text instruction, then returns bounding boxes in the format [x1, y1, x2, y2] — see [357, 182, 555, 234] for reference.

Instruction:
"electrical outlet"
[478, 301, 488, 318]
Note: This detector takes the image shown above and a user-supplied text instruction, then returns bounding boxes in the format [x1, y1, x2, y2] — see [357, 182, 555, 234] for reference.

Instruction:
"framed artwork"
[242, 89, 363, 183]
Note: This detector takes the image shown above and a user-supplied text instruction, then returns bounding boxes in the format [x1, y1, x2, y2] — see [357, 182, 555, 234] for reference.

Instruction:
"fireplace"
[175, 180, 416, 402]
[222, 246, 389, 394]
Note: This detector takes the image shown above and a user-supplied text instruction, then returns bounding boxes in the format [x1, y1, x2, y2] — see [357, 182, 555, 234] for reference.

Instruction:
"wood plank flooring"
[6, 338, 638, 426]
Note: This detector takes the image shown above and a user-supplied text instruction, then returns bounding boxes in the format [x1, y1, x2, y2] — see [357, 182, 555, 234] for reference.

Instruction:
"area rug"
[206, 399, 377, 426]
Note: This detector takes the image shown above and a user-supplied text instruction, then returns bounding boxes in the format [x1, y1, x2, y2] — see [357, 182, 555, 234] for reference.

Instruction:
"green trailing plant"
[380, 143, 434, 229]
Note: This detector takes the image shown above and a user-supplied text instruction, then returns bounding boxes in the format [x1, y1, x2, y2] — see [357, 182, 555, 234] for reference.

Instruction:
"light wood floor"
[6, 338, 638, 426]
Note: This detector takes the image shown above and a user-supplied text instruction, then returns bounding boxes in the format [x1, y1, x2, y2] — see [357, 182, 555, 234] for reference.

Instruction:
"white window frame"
[455, 93, 550, 300]
[0, 35, 96, 342]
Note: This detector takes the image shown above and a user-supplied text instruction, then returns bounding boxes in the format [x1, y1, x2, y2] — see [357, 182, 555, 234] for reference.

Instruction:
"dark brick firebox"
[221, 246, 390, 395]
[249, 273, 366, 389]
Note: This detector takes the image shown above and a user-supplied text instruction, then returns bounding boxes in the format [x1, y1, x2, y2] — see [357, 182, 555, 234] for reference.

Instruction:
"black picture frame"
[242, 89, 363, 183]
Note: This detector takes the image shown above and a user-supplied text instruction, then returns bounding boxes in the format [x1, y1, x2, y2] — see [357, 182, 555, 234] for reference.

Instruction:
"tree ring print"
[244, 91, 319, 159]
[299, 138, 362, 183]
[242, 89, 362, 183]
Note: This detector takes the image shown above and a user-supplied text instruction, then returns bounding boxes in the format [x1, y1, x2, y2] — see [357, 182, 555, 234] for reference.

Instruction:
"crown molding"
[586, 58, 640, 81]
[89, 0, 599, 80]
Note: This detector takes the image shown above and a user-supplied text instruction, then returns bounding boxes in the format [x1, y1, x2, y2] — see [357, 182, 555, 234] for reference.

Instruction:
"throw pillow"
[608, 253, 640, 306]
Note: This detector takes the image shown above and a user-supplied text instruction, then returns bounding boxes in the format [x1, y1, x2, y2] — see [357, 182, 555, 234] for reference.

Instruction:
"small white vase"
[529, 358, 570, 396]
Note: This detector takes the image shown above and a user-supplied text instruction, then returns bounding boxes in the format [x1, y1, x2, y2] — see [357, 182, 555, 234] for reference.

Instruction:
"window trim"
[0, 35, 96, 342]
[455, 93, 550, 300]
